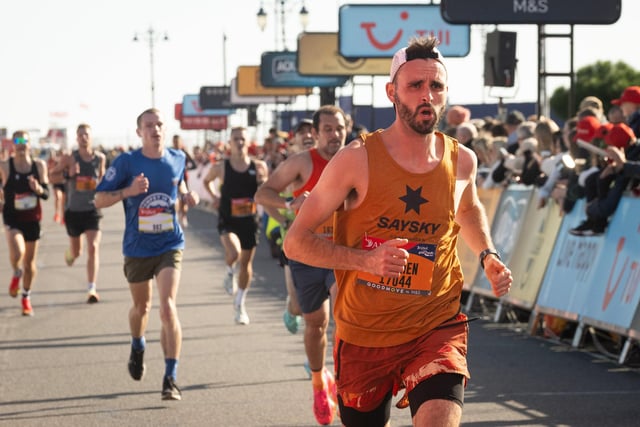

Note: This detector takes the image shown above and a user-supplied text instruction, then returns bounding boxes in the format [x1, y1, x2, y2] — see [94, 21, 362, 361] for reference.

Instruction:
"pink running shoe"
[313, 368, 337, 425]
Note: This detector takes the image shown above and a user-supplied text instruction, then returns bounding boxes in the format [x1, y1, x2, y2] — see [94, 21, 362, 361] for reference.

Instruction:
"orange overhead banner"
[236, 66, 309, 97]
[297, 32, 391, 76]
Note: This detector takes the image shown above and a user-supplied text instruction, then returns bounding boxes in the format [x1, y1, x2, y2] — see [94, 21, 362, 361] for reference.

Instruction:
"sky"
[0, 0, 637, 149]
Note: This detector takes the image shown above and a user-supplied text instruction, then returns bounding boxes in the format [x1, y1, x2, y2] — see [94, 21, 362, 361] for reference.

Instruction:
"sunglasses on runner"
[13, 137, 29, 144]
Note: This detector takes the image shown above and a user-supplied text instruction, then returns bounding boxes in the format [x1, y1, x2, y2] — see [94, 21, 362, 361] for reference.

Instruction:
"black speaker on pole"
[484, 31, 517, 87]
[247, 105, 258, 127]
[320, 87, 336, 106]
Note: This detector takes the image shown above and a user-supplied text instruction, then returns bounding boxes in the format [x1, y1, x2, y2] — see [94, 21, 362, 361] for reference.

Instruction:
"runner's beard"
[395, 95, 443, 135]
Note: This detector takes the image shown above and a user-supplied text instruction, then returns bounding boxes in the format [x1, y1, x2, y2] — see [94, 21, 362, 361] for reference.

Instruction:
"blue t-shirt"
[97, 148, 186, 257]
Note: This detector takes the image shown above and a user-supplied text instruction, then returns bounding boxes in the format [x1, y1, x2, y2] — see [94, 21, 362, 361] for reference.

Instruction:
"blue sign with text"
[260, 52, 350, 88]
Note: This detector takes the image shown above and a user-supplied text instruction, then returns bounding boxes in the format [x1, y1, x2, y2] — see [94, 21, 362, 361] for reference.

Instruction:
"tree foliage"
[550, 61, 640, 120]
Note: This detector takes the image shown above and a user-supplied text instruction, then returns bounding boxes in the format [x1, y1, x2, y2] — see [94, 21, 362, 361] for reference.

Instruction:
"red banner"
[180, 115, 227, 130]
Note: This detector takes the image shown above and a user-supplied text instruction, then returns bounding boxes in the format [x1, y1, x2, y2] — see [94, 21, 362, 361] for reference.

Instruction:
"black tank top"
[2, 158, 42, 223]
[219, 159, 258, 220]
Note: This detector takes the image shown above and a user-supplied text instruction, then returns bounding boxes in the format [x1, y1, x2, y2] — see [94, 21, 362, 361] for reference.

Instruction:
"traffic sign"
[440, 0, 621, 25]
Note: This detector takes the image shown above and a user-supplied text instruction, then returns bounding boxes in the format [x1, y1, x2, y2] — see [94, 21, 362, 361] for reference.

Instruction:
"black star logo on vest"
[399, 185, 428, 214]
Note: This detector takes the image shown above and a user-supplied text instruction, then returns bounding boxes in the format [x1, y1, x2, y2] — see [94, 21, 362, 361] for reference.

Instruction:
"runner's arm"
[283, 147, 408, 278]
[455, 146, 512, 297]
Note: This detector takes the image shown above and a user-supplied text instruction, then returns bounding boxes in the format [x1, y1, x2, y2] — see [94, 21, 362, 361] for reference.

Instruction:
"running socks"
[132, 336, 146, 352]
[165, 358, 178, 380]
[234, 288, 246, 308]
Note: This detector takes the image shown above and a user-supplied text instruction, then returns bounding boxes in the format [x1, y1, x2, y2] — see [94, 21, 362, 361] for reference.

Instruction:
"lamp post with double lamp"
[256, 0, 309, 51]
[133, 27, 169, 108]
[256, 1, 310, 132]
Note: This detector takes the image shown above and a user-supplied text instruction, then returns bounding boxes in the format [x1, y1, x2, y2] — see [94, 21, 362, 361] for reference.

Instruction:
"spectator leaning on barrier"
[504, 137, 543, 186]
[578, 95, 605, 122]
[607, 104, 625, 125]
[507, 120, 536, 154]
[455, 121, 478, 150]
[537, 120, 575, 209]
[534, 117, 560, 156]
[565, 115, 603, 199]
[569, 122, 638, 236]
[497, 121, 540, 185]
[514, 118, 559, 188]
[489, 120, 509, 139]
[611, 85, 640, 138]
[606, 145, 640, 179]
[504, 109, 525, 148]
[481, 137, 510, 190]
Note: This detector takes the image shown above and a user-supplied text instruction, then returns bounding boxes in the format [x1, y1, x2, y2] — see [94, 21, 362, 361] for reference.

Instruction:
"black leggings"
[337, 373, 465, 427]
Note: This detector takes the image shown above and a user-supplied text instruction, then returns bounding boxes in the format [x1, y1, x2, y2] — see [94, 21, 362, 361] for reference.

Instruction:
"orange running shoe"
[9, 270, 22, 298]
[22, 297, 33, 316]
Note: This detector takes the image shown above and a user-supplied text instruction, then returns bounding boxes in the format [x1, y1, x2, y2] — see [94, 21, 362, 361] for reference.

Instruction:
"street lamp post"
[257, 0, 309, 51]
[256, 1, 310, 133]
[133, 27, 169, 107]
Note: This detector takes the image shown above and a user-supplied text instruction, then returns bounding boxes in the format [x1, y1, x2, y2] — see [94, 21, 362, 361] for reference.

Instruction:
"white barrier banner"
[580, 197, 640, 330]
[536, 199, 604, 316]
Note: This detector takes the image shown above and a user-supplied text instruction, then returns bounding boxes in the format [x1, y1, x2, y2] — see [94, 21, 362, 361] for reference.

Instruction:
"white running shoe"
[234, 305, 250, 325]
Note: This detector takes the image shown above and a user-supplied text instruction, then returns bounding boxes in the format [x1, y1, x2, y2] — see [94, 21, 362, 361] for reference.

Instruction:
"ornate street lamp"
[256, 1, 309, 51]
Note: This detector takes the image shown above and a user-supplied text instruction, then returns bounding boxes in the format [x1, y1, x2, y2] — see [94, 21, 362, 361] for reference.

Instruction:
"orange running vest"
[333, 130, 464, 347]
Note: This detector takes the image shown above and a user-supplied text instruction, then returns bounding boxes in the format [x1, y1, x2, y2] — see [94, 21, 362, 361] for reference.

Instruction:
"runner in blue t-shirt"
[95, 108, 199, 401]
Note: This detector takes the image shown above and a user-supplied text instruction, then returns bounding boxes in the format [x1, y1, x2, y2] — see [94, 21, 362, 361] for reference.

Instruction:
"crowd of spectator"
[441, 86, 640, 237]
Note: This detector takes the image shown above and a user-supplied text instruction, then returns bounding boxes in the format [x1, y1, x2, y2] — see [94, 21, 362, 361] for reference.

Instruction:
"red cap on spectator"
[573, 116, 601, 142]
[594, 122, 613, 140]
[611, 86, 640, 105]
[603, 123, 635, 148]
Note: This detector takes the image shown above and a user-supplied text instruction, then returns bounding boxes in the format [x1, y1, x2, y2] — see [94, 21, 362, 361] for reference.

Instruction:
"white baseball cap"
[389, 45, 445, 82]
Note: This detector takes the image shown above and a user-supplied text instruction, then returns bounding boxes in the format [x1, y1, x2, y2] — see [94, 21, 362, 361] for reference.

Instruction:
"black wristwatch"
[479, 249, 501, 270]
